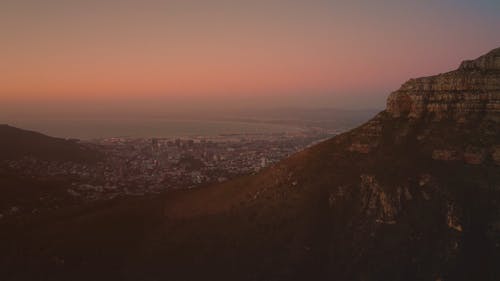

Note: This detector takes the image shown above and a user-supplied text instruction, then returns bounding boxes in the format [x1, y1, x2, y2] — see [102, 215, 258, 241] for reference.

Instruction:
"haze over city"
[1, 0, 499, 122]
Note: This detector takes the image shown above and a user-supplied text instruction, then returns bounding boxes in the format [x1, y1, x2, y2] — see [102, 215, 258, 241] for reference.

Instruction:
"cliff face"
[386, 47, 500, 121]
[318, 47, 500, 280]
[355, 48, 500, 166]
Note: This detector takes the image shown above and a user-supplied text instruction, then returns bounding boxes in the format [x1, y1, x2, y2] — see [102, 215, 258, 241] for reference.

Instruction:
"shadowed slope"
[0, 124, 101, 162]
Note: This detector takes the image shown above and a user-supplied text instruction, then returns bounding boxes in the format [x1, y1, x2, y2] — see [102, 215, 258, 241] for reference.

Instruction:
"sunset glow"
[1, 0, 499, 116]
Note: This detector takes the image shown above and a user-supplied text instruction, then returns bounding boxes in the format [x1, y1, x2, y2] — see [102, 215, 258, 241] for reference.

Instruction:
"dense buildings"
[0, 130, 333, 215]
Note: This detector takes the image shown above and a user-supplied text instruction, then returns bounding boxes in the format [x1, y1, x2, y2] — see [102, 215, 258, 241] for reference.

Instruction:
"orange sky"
[1, 0, 499, 117]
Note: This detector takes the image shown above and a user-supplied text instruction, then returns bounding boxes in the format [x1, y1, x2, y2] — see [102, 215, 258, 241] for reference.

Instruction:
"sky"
[1, 0, 499, 119]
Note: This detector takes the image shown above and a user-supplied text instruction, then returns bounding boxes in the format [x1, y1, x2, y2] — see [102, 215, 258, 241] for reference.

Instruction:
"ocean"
[5, 119, 305, 139]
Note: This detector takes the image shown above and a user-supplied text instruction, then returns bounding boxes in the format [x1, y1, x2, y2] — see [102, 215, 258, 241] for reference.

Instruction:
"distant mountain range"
[1, 48, 499, 281]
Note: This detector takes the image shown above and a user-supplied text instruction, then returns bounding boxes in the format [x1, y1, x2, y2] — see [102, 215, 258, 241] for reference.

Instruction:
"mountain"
[1, 48, 499, 281]
[0, 125, 103, 218]
[0, 124, 101, 162]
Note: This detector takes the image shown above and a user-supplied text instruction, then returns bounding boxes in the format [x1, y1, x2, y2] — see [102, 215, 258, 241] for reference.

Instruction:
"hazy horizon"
[1, 0, 500, 122]
[2, 107, 381, 139]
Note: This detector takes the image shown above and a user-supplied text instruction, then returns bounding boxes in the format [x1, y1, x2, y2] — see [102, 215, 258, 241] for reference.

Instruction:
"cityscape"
[1, 129, 334, 216]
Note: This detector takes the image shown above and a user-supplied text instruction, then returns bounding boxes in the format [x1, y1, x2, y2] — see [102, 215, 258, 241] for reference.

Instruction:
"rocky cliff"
[387, 47, 500, 121]
[356, 48, 500, 165]
[321, 47, 500, 280]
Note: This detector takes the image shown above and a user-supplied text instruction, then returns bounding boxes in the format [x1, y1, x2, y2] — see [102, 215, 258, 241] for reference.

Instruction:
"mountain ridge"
[0, 124, 101, 162]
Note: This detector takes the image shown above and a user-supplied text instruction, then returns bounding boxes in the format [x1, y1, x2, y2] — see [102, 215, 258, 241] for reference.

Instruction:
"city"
[0, 129, 334, 216]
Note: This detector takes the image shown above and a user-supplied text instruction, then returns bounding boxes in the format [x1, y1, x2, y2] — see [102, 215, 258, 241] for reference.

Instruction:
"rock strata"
[387, 48, 500, 121]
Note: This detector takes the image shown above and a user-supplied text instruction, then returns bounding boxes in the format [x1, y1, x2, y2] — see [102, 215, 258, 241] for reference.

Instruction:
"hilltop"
[0, 124, 101, 163]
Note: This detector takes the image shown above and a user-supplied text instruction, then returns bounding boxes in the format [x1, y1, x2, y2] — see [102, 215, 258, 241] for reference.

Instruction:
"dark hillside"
[0, 124, 101, 162]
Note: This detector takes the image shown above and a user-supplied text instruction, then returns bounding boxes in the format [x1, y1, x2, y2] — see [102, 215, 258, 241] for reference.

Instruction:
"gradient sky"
[1, 0, 499, 119]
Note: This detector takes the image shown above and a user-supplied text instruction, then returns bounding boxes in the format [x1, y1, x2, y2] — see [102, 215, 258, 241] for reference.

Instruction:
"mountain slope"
[1, 48, 499, 281]
[0, 125, 103, 218]
[0, 124, 101, 162]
